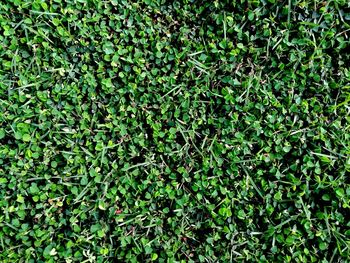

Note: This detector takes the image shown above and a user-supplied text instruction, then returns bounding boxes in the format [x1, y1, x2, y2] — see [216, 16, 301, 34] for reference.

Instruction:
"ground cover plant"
[0, 0, 350, 262]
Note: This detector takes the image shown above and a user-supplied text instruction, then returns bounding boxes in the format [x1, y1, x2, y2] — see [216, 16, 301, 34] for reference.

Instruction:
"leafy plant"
[0, 0, 349, 262]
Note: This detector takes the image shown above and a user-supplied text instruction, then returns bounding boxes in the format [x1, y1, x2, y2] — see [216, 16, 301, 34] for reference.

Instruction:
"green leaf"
[16, 194, 25, 203]
[29, 183, 40, 194]
[103, 42, 115, 55]
[22, 133, 31, 142]
[0, 178, 8, 184]
[90, 224, 101, 233]
[0, 128, 5, 139]
[319, 242, 327, 250]
[336, 188, 345, 198]
[151, 253, 158, 261]
[144, 245, 152, 254]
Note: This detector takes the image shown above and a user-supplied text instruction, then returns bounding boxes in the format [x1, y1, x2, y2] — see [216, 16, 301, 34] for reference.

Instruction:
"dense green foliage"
[1, 0, 350, 262]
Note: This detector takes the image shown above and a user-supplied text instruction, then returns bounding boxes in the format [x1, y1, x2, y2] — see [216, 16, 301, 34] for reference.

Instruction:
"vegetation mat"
[0, 0, 350, 262]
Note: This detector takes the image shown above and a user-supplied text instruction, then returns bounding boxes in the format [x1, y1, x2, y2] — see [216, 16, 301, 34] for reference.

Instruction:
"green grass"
[0, 0, 350, 262]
